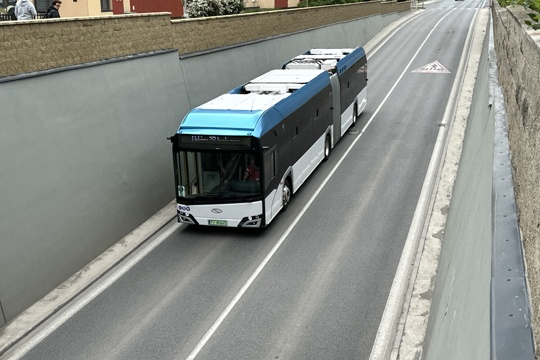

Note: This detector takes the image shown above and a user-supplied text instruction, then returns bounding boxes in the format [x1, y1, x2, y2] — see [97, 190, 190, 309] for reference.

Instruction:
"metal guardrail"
[489, 22, 535, 360]
[0, 13, 15, 21]
[0, 12, 47, 21]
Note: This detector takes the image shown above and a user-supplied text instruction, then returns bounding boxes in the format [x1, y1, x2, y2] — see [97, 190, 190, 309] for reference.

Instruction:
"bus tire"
[282, 178, 292, 211]
[323, 135, 331, 162]
[352, 104, 358, 127]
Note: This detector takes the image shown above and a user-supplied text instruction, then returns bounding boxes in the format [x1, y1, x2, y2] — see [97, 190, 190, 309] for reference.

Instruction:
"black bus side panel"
[339, 55, 368, 112]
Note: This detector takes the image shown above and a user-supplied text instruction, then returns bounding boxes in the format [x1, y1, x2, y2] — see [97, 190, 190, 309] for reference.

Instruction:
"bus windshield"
[174, 150, 261, 200]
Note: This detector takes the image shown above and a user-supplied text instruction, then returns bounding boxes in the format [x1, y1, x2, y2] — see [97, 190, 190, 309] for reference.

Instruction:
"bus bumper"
[177, 202, 264, 228]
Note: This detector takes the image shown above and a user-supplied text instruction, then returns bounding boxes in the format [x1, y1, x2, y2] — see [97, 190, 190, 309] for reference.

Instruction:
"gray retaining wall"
[0, 50, 189, 324]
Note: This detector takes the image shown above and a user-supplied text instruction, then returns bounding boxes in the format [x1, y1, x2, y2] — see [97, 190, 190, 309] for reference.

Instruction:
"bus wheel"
[323, 135, 331, 162]
[282, 178, 292, 211]
[352, 105, 358, 127]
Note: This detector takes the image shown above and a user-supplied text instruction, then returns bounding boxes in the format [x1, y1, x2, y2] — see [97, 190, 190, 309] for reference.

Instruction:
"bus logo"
[178, 205, 190, 212]
[211, 208, 222, 214]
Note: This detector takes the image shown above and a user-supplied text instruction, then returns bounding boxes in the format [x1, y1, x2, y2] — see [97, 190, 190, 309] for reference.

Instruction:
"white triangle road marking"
[412, 60, 450, 73]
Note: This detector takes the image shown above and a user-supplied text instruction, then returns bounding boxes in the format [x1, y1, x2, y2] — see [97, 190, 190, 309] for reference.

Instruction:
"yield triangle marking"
[412, 61, 450, 73]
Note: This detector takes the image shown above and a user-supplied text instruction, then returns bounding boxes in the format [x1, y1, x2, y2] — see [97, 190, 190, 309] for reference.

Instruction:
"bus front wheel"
[352, 104, 358, 127]
[282, 178, 292, 211]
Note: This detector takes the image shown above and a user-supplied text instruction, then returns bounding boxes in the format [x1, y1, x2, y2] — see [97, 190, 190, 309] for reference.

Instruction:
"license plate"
[208, 219, 227, 227]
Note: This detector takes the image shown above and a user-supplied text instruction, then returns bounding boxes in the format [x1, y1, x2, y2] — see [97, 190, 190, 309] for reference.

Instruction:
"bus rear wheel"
[352, 104, 358, 127]
[282, 178, 292, 211]
[323, 135, 331, 162]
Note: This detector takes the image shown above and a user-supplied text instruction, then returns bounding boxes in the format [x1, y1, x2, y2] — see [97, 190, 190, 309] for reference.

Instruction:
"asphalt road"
[9, 1, 485, 359]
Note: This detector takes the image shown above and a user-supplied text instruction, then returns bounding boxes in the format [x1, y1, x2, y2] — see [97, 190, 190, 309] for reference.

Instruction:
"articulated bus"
[170, 47, 367, 228]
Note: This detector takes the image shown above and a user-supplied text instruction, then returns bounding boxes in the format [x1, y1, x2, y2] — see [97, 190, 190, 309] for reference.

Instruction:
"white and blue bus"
[170, 47, 367, 228]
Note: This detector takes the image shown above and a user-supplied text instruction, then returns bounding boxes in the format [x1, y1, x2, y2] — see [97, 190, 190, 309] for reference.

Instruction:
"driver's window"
[243, 155, 260, 182]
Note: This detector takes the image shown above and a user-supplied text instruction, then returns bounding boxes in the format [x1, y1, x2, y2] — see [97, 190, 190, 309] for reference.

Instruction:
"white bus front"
[172, 135, 264, 228]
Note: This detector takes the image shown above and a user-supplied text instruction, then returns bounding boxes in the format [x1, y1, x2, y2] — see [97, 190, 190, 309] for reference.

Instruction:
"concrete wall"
[0, 11, 404, 326]
[0, 50, 190, 323]
[0, 1, 410, 78]
[492, 3, 540, 353]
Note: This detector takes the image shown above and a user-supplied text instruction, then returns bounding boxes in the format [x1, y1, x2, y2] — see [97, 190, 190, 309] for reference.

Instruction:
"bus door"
[263, 144, 282, 222]
[330, 73, 341, 146]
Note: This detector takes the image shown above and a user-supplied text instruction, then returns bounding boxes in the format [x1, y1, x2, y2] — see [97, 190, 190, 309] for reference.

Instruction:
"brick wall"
[492, 2, 540, 354]
[0, 1, 410, 78]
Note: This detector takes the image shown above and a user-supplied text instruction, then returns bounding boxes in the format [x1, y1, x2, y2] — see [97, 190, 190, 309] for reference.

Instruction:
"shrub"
[525, 0, 540, 28]
[186, 0, 221, 17]
[221, 0, 244, 14]
[186, 0, 244, 17]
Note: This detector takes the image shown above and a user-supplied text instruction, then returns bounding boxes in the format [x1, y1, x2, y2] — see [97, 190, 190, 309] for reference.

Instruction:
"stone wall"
[492, 2, 540, 354]
[0, 1, 410, 78]
[0, 14, 172, 78]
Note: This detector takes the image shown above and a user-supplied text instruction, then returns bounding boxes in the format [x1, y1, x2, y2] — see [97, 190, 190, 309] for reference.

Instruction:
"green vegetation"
[499, 0, 540, 29]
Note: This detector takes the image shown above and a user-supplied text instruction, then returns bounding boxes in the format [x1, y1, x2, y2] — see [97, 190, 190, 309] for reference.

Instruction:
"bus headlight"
[239, 215, 262, 228]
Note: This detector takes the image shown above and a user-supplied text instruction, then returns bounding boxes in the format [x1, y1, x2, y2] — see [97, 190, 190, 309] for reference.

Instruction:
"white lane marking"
[184, 12, 457, 360]
[4, 221, 182, 360]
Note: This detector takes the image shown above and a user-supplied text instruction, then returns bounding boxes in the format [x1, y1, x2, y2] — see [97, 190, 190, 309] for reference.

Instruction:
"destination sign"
[179, 135, 251, 147]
